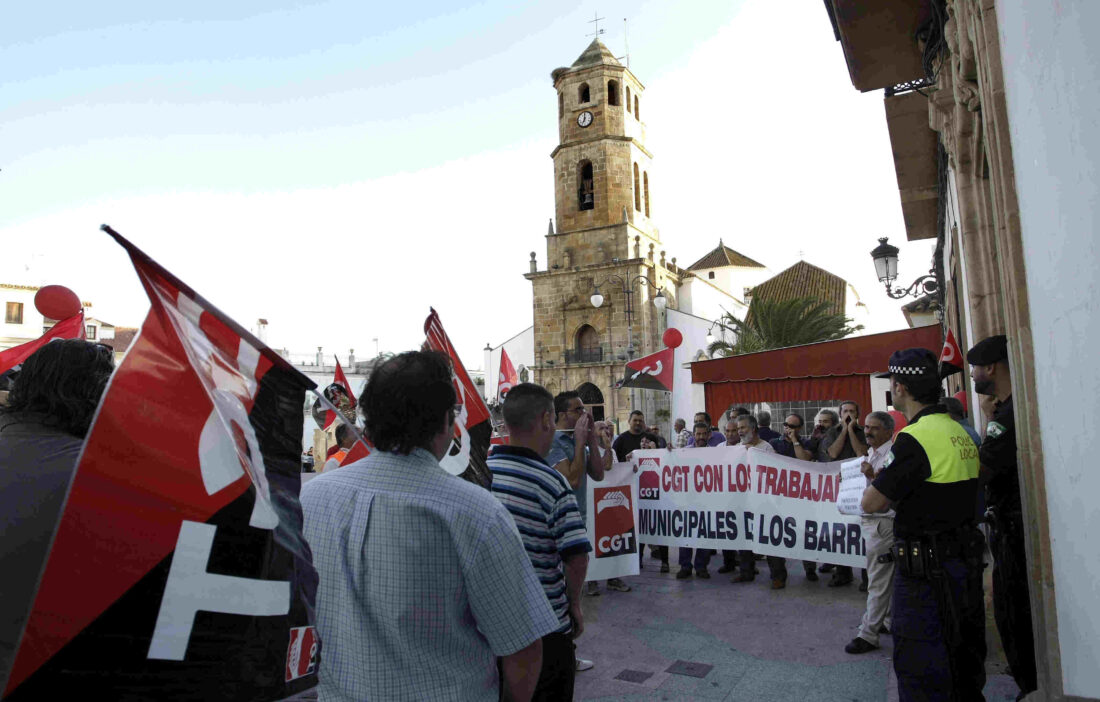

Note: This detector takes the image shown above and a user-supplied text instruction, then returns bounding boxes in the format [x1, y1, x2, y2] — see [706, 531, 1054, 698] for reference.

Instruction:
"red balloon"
[953, 389, 968, 414]
[887, 410, 908, 438]
[34, 285, 81, 320]
[662, 328, 683, 349]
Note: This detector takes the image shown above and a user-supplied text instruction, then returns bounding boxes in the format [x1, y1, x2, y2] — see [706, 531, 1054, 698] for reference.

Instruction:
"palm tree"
[706, 297, 863, 358]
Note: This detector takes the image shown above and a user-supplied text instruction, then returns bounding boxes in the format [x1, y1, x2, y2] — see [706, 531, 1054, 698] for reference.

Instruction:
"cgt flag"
[323, 357, 358, 430]
[497, 348, 518, 403]
[424, 308, 493, 488]
[617, 346, 674, 392]
[0, 310, 85, 375]
[939, 329, 964, 377]
[2, 226, 320, 700]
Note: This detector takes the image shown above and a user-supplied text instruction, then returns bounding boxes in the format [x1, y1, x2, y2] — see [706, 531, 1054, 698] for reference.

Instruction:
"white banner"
[633, 446, 867, 568]
[584, 462, 642, 582]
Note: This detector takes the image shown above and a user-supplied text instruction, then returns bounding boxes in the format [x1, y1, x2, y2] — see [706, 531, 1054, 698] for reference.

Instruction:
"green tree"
[706, 297, 863, 357]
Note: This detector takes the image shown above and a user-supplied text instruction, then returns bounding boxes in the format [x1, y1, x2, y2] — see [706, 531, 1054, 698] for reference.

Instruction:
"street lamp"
[589, 274, 666, 358]
[870, 237, 938, 299]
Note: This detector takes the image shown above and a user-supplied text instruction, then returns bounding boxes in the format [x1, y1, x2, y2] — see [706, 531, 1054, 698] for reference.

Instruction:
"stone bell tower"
[526, 39, 681, 428]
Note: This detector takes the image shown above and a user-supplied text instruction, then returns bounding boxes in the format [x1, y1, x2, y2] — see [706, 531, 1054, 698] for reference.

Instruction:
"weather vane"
[587, 12, 605, 38]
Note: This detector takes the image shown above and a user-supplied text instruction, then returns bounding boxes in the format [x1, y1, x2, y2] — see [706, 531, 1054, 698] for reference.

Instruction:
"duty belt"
[884, 527, 984, 579]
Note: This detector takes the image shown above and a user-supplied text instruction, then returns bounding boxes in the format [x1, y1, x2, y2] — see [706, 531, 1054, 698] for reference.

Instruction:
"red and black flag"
[939, 328, 964, 377]
[3, 226, 320, 701]
[424, 308, 492, 488]
[0, 310, 85, 375]
[616, 346, 674, 392]
[320, 357, 358, 430]
[497, 348, 518, 403]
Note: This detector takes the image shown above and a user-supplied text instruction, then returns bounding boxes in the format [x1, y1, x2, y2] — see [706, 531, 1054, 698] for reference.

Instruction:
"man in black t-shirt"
[611, 410, 661, 462]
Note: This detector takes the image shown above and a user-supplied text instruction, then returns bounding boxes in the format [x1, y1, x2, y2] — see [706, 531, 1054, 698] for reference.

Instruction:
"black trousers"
[892, 558, 986, 701]
[990, 515, 1038, 695]
[532, 632, 576, 702]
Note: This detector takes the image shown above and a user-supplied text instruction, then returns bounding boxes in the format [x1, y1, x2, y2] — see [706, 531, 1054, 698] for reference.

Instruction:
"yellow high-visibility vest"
[898, 412, 980, 484]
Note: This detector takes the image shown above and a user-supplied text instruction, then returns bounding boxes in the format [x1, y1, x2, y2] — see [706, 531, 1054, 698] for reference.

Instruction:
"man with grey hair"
[845, 410, 896, 654]
[673, 418, 691, 448]
[756, 411, 780, 442]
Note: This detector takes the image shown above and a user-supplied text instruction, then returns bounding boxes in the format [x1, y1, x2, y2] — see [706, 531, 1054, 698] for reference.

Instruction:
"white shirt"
[746, 438, 776, 453]
[864, 439, 894, 518]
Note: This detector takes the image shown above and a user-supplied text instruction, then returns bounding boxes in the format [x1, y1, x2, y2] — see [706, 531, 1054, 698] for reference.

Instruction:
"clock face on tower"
[577, 111, 593, 128]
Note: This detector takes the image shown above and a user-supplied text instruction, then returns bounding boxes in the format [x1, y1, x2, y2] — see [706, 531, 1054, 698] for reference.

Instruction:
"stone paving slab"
[576, 553, 1021, 701]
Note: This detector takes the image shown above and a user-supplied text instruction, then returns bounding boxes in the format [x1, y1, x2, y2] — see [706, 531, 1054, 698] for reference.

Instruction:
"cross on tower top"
[587, 12, 605, 38]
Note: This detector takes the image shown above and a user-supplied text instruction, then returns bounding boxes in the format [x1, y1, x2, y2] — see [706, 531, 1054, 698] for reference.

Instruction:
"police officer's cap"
[874, 347, 940, 383]
[966, 334, 1008, 366]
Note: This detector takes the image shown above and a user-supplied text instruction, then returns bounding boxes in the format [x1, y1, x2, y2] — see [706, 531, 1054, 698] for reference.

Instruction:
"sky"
[1, 0, 936, 371]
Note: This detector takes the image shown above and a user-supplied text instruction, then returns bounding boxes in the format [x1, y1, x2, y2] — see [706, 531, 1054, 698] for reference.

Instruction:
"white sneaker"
[575, 658, 595, 672]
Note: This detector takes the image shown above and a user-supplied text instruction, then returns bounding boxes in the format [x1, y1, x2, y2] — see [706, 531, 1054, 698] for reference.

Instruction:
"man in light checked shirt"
[301, 351, 559, 701]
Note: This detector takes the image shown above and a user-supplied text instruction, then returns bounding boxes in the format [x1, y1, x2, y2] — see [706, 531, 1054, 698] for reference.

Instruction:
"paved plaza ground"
[574, 551, 1021, 702]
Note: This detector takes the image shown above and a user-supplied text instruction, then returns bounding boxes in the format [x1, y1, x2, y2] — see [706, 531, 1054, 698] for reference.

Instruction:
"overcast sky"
[1, 0, 935, 370]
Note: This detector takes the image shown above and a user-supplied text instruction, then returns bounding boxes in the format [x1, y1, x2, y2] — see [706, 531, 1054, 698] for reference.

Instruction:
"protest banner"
[584, 462, 641, 582]
[633, 445, 865, 568]
[3, 227, 319, 700]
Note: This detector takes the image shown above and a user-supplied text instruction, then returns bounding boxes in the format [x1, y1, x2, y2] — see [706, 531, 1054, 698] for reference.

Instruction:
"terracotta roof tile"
[750, 260, 847, 316]
[102, 327, 138, 353]
[686, 240, 765, 270]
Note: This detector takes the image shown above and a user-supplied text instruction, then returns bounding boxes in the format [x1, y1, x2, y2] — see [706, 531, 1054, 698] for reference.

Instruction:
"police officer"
[862, 348, 986, 701]
[968, 334, 1037, 699]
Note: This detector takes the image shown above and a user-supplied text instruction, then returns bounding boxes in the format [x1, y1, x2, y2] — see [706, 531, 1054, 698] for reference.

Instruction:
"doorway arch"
[577, 382, 605, 421]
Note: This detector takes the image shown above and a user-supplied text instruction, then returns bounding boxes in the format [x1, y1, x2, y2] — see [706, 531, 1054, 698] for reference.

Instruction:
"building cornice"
[550, 135, 653, 160]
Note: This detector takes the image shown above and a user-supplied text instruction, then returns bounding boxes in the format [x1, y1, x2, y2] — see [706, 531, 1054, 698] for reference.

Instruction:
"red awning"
[692, 326, 943, 421]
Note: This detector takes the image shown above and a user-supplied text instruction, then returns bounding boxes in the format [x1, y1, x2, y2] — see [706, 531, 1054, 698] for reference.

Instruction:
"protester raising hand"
[573, 409, 592, 447]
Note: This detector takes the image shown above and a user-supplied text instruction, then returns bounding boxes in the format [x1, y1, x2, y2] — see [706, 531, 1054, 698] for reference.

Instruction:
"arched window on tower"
[578, 160, 595, 211]
[579, 83, 590, 103]
[626, 86, 632, 113]
[633, 163, 641, 211]
[643, 171, 650, 217]
[558, 92, 564, 118]
[634, 95, 640, 119]
[607, 80, 620, 106]
[573, 324, 601, 364]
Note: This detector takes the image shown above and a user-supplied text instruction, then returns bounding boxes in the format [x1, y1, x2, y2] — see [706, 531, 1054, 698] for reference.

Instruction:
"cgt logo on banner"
[638, 457, 661, 500]
[584, 463, 641, 582]
[593, 486, 636, 558]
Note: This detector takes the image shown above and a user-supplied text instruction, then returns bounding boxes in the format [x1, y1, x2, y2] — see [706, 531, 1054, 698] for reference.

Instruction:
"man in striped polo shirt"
[489, 383, 592, 702]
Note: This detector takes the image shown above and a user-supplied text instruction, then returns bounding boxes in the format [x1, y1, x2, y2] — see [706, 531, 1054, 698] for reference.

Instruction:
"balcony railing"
[565, 347, 604, 364]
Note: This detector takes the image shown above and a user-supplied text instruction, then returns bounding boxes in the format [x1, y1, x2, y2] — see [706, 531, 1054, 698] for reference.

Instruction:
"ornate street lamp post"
[870, 237, 938, 299]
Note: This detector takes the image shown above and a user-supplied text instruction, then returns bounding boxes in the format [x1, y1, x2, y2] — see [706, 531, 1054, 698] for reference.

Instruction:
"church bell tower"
[526, 39, 679, 428]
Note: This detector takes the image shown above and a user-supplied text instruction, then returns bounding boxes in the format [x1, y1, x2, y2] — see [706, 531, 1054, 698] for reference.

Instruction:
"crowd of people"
[0, 335, 1036, 702]
[298, 338, 1035, 701]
